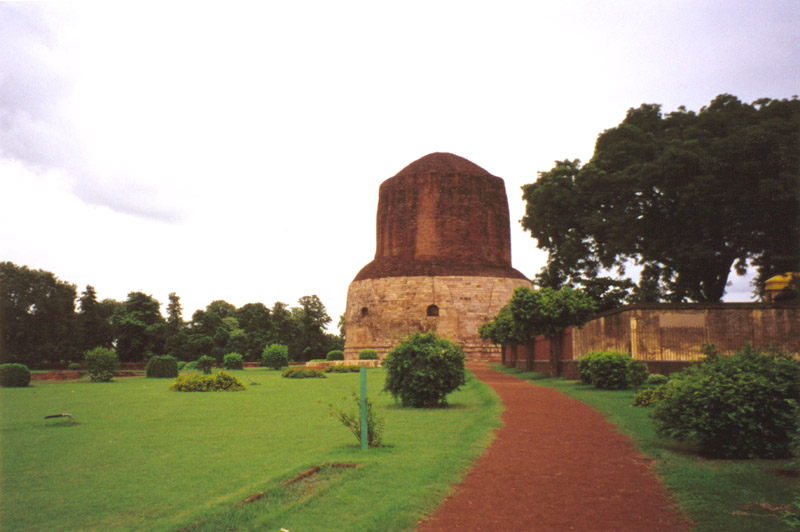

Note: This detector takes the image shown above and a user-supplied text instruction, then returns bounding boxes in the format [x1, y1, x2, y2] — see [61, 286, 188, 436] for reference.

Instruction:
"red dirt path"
[416, 363, 692, 532]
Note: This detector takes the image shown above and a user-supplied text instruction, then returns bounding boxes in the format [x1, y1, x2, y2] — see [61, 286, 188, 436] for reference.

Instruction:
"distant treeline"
[0, 261, 343, 368]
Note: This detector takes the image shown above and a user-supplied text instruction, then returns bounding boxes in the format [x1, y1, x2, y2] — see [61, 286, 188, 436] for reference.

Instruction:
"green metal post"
[360, 366, 368, 450]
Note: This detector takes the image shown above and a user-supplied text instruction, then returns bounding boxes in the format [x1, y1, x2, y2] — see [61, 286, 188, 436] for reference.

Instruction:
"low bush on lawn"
[326, 350, 344, 361]
[222, 352, 244, 370]
[171, 372, 245, 392]
[324, 365, 362, 373]
[196, 355, 215, 375]
[652, 344, 800, 458]
[84, 347, 118, 382]
[146, 355, 179, 378]
[329, 393, 384, 447]
[281, 368, 326, 379]
[68, 362, 82, 371]
[359, 349, 378, 360]
[262, 344, 289, 370]
[383, 333, 465, 408]
[0, 363, 31, 387]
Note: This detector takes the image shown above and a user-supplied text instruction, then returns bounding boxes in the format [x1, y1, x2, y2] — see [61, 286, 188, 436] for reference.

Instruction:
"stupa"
[343, 152, 531, 361]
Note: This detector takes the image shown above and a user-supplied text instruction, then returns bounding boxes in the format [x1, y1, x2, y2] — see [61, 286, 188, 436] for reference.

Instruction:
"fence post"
[360, 366, 368, 450]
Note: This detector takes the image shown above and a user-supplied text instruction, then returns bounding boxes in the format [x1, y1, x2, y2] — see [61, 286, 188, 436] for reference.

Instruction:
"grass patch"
[1, 368, 500, 531]
[491, 364, 800, 532]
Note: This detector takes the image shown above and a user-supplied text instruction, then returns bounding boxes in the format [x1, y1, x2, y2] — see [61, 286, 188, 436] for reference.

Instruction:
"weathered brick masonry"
[344, 153, 531, 361]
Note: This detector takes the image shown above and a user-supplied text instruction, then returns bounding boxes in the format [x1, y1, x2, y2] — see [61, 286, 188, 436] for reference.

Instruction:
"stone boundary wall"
[501, 303, 799, 378]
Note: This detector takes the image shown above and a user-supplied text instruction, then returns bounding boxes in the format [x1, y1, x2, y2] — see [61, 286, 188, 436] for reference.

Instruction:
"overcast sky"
[2, 1, 798, 328]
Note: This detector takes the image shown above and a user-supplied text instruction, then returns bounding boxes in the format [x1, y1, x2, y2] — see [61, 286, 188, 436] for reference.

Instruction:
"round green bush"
[146, 355, 179, 378]
[183, 361, 198, 371]
[196, 355, 215, 375]
[223, 352, 244, 370]
[68, 362, 82, 371]
[326, 350, 345, 361]
[84, 347, 118, 382]
[578, 352, 603, 384]
[644, 373, 669, 387]
[589, 351, 632, 390]
[383, 333, 465, 408]
[358, 349, 378, 360]
[262, 344, 289, 370]
[177, 361, 187, 371]
[0, 363, 31, 387]
[652, 345, 800, 458]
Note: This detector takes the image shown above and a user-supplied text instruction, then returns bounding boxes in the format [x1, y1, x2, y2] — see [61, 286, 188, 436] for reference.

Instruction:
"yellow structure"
[764, 272, 800, 302]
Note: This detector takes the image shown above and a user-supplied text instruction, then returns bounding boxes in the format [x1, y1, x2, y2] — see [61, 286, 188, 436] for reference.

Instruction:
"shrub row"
[223, 352, 244, 370]
[281, 368, 326, 379]
[171, 372, 245, 392]
[578, 351, 647, 390]
[324, 365, 362, 373]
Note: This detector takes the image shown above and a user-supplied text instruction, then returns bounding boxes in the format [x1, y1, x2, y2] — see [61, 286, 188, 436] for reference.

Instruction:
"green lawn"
[493, 365, 800, 532]
[1, 368, 501, 532]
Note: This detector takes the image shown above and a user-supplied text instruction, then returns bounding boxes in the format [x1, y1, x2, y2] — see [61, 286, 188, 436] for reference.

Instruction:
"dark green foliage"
[324, 364, 361, 373]
[627, 359, 649, 390]
[1, 262, 78, 366]
[326, 350, 344, 361]
[183, 361, 198, 371]
[578, 351, 603, 384]
[652, 345, 800, 458]
[478, 304, 520, 345]
[84, 347, 118, 382]
[0, 363, 31, 387]
[68, 363, 81, 371]
[358, 349, 378, 360]
[383, 333, 466, 408]
[170, 371, 245, 392]
[522, 95, 800, 302]
[146, 355, 179, 378]
[111, 292, 166, 363]
[177, 361, 187, 371]
[196, 355, 215, 375]
[262, 344, 289, 370]
[589, 351, 633, 390]
[281, 367, 326, 379]
[508, 286, 597, 342]
[329, 393, 384, 447]
[222, 352, 243, 370]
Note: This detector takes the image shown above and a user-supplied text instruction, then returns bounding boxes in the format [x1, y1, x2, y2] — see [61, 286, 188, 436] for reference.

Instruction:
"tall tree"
[295, 295, 332, 361]
[522, 95, 800, 302]
[0, 262, 78, 365]
[235, 303, 271, 360]
[76, 285, 113, 353]
[111, 292, 165, 362]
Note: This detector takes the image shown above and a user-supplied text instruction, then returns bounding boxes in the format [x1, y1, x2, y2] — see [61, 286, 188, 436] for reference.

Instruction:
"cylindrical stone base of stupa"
[343, 275, 531, 361]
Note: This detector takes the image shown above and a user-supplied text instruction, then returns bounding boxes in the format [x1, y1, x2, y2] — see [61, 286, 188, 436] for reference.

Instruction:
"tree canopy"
[522, 94, 800, 303]
[0, 261, 341, 367]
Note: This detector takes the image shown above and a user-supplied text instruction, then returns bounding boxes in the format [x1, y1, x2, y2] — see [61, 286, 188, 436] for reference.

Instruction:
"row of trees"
[522, 94, 800, 307]
[0, 261, 343, 367]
